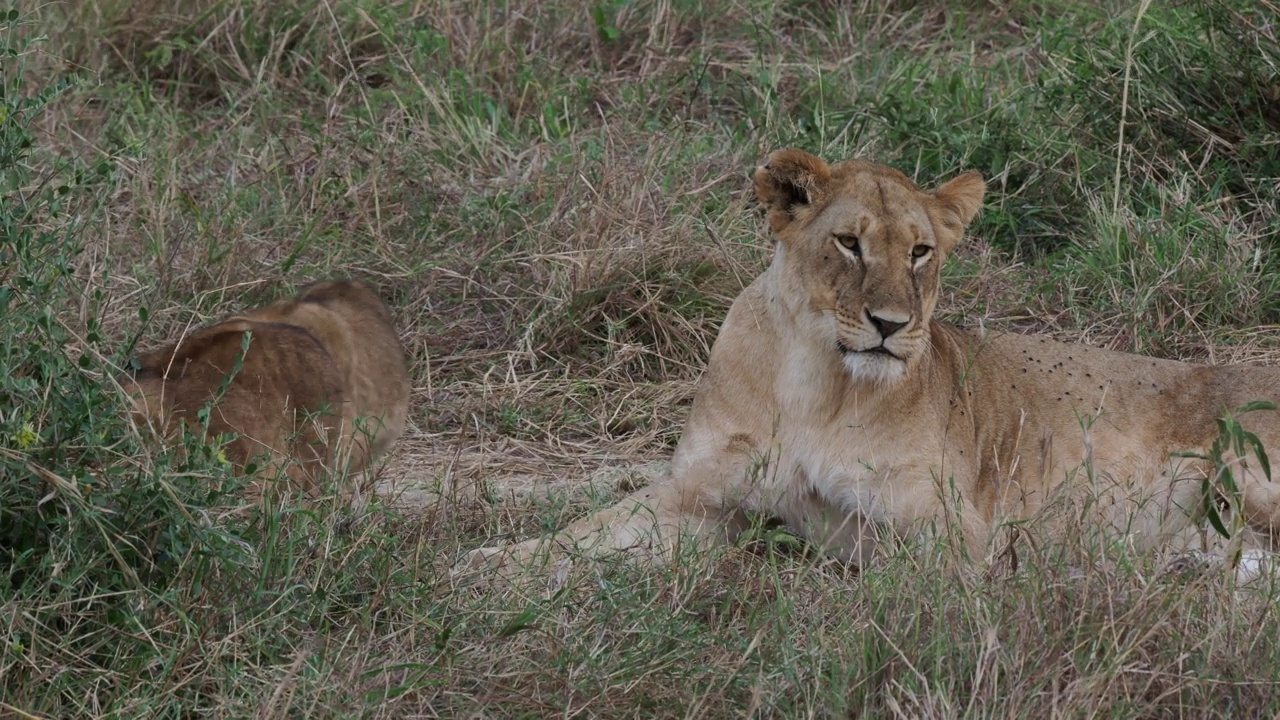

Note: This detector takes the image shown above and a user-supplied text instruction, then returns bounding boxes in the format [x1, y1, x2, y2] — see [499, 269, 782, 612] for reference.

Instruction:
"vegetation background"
[2, 0, 1279, 716]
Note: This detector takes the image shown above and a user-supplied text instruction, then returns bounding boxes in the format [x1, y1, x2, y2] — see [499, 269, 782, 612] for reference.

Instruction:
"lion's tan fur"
[125, 279, 411, 504]
[464, 149, 1280, 575]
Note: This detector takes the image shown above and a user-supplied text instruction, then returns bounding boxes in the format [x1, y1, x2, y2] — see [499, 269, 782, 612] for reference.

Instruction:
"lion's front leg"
[894, 490, 994, 564]
[458, 473, 751, 578]
[855, 474, 993, 563]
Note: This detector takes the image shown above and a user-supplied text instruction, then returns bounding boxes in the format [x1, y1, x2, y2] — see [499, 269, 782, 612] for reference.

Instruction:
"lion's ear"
[929, 171, 985, 249]
[753, 149, 832, 233]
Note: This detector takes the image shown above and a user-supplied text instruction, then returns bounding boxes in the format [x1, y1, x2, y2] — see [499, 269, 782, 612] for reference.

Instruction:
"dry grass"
[4, 0, 1280, 716]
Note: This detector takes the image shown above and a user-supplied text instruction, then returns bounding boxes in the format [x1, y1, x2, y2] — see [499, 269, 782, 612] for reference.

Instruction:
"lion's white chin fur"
[841, 351, 908, 386]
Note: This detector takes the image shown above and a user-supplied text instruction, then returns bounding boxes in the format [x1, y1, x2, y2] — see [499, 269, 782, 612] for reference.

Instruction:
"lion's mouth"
[836, 340, 899, 359]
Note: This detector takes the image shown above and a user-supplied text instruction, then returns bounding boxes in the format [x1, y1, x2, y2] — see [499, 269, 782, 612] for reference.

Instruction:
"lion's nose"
[866, 310, 908, 339]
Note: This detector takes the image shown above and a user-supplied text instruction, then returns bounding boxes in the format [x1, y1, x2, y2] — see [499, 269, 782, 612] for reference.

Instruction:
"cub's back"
[240, 279, 411, 469]
[125, 318, 347, 497]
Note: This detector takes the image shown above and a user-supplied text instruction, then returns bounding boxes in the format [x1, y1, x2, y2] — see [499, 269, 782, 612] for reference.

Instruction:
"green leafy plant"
[0, 10, 259, 710]
[590, 0, 626, 42]
[1175, 400, 1276, 575]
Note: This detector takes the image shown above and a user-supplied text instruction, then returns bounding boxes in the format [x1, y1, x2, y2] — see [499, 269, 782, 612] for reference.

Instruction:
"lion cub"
[124, 279, 411, 504]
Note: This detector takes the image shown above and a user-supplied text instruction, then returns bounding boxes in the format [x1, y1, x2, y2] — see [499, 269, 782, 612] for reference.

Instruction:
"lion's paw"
[452, 544, 524, 578]
[451, 540, 576, 590]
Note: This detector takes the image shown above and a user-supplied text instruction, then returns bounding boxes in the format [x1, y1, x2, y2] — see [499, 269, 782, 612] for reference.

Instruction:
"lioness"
[125, 279, 411, 503]
[464, 149, 1280, 576]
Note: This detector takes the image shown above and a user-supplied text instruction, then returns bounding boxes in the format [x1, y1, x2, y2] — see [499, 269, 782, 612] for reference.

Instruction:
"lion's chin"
[841, 351, 907, 386]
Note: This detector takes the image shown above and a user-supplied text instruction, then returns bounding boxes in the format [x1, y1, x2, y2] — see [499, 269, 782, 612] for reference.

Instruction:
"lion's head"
[752, 149, 985, 385]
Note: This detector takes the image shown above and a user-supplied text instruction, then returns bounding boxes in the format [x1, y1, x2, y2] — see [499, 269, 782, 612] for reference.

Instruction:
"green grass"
[4, 0, 1280, 715]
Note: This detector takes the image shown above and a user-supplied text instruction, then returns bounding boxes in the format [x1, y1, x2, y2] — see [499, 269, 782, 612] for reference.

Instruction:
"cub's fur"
[463, 149, 1280, 577]
[239, 280, 412, 473]
[125, 279, 410, 503]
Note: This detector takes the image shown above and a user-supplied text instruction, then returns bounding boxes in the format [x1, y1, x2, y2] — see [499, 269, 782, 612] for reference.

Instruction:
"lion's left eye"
[911, 245, 932, 260]
[834, 234, 861, 256]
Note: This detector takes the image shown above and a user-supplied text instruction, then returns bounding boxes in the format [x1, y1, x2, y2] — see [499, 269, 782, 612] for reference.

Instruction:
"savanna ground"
[3, 0, 1280, 716]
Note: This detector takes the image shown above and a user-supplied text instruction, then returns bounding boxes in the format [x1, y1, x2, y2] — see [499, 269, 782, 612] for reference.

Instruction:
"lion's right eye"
[834, 234, 861, 256]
